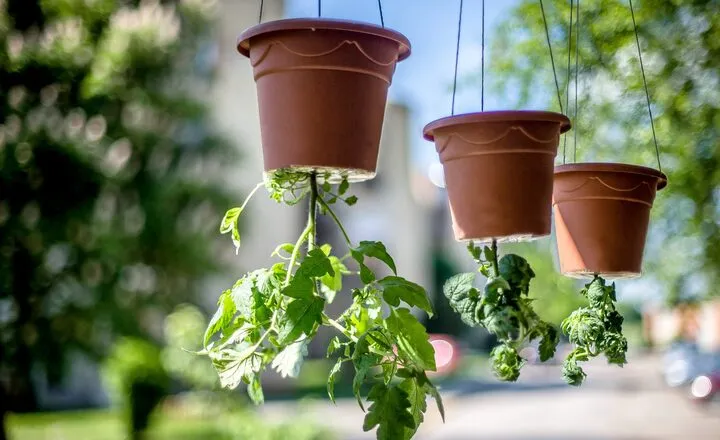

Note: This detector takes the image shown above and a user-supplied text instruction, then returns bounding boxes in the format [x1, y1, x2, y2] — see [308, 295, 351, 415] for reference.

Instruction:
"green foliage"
[201, 172, 441, 439]
[0, 0, 235, 423]
[561, 276, 627, 386]
[492, 0, 720, 301]
[443, 242, 559, 381]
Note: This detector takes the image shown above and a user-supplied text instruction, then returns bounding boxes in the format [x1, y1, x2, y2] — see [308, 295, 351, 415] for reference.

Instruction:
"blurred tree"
[0, 0, 234, 437]
[485, 0, 719, 305]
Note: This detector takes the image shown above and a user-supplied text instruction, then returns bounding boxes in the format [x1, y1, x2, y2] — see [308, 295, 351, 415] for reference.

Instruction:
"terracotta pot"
[423, 111, 571, 242]
[553, 163, 667, 278]
[237, 19, 410, 181]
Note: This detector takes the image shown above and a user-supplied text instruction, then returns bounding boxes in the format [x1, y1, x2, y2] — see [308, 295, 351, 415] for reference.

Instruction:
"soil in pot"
[238, 18, 411, 183]
[424, 111, 571, 242]
[553, 162, 667, 278]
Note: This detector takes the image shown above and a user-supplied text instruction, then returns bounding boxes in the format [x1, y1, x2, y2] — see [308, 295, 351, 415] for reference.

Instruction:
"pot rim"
[555, 162, 667, 190]
[237, 18, 411, 61]
[423, 110, 571, 141]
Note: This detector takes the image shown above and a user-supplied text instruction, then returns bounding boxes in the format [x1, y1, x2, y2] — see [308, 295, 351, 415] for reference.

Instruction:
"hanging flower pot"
[424, 111, 571, 242]
[553, 162, 667, 278]
[237, 18, 410, 181]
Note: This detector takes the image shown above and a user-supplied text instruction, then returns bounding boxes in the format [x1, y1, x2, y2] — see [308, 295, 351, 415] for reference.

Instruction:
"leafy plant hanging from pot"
[552, 0, 668, 385]
[237, 4, 410, 183]
[199, 3, 444, 440]
[426, 0, 567, 381]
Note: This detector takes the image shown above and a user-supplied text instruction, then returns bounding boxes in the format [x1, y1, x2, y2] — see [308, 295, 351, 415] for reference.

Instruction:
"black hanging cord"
[481, 0, 485, 111]
[629, 0, 662, 172]
[562, 0, 574, 164]
[573, 0, 579, 162]
[378, 0, 385, 28]
[451, 0, 464, 115]
[258, 0, 264, 23]
[540, 0, 564, 114]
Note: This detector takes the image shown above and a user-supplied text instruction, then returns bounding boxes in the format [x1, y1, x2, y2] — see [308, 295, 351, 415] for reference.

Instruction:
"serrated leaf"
[538, 324, 559, 362]
[353, 353, 378, 411]
[351, 241, 396, 283]
[271, 243, 295, 259]
[377, 276, 434, 316]
[327, 358, 345, 403]
[230, 278, 254, 317]
[400, 377, 426, 439]
[277, 297, 324, 344]
[362, 383, 415, 440]
[210, 348, 262, 390]
[442, 272, 482, 327]
[327, 336, 342, 357]
[386, 308, 436, 372]
[283, 249, 334, 299]
[247, 374, 264, 404]
[422, 378, 445, 422]
[271, 339, 308, 378]
[204, 291, 236, 346]
[484, 276, 510, 305]
[321, 255, 347, 294]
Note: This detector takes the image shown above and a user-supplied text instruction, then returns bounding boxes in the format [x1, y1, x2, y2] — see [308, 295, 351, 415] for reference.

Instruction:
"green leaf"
[490, 343, 523, 382]
[344, 195, 358, 206]
[210, 348, 262, 390]
[386, 308, 436, 372]
[204, 291, 236, 347]
[338, 179, 349, 195]
[351, 241, 397, 283]
[498, 254, 535, 296]
[326, 336, 342, 357]
[443, 272, 481, 327]
[423, 378, 445, 422]
[378, 276, 434, 316]
[271, 243, 295, 259]
[483, 276, 510, 305]
[561, 308, 604, 347]
[321, 255, 347, 294]
[247, 374, 264, 405]
[219, 207, 241, 234]
[399, 377, 427, 439]
[538, 324, 559, 362]
[363, 383, 415, 440]
[277, 297, 324, 344]
[230, 278, 254, 317]
[352, 353, 378, 411]
[327, 358, 345, 403]
[271, 340, 308, 378]
[282, 249, 334, 299]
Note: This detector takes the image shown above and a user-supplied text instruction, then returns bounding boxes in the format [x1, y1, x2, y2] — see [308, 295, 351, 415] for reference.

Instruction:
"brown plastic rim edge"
[237, 18, 411, 61]
[555, 162, 668, 191]
[423, 111, 572, 142]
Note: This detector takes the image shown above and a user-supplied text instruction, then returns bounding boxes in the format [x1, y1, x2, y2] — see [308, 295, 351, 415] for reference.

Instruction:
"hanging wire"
[258, 0, 264, 23]
[318, 0, 321, 17]
[629, 0, 662, 172]
[481, 0, 485, 111]
[562, 0, 574, 164]
[378, 0, 385, 28]
[540, 0, 564, 114]
[451, 0, 464, 115]
[573, 0, 579, 162]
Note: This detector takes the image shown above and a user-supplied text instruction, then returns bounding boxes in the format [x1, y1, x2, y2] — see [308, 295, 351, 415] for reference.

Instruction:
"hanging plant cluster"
[198, 0, 668, 439]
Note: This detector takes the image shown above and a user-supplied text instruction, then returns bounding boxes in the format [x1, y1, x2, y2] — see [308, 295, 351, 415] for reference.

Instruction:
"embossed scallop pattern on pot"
[553, 163, 667, 279]
[249, 31, 401, 84]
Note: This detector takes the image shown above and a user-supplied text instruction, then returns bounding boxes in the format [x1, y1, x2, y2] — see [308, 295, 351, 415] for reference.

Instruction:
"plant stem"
[491, 239, 499, 277]
[308, 173, 318, 251]
[284, 223, 311, 286]
[317, 196, 352, 247]
[240, 182, 265, 212]
[324, 314, 358, 342]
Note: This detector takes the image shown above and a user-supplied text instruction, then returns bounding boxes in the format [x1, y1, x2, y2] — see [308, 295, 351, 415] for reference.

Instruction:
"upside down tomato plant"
[443, 241, 559, 381]
[201, 170, 443, 440]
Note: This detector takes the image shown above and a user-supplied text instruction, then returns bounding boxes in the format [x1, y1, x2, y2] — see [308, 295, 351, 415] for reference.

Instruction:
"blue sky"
[286, 0, 520, 174]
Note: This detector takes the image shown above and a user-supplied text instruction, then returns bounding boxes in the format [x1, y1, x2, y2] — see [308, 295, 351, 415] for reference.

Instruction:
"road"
[259, 355, 720, 439]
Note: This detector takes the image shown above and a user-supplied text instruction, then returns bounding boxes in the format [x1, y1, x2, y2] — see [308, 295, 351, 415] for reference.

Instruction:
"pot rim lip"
[555, 162, 668, 190]
[422, 110, 571, 141]
[237, 18, 411, 61]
